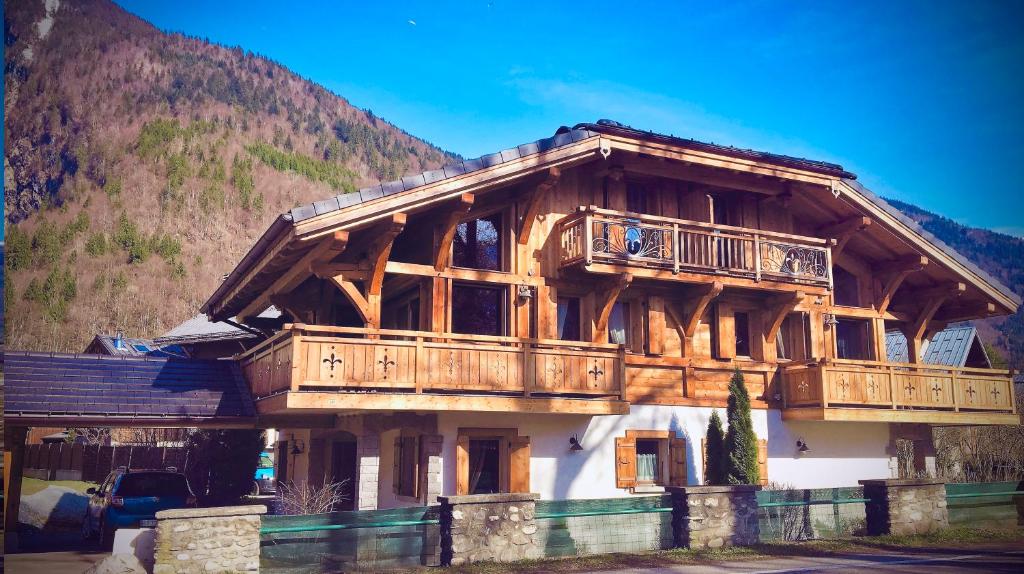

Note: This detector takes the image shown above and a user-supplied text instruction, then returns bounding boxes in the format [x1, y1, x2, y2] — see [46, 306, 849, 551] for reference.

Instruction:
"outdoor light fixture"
[517, 284, 533, 303]
[796, 439, 811, 455]
[290, 437, 306, 456]
[823, 314, 839, 329]
[569, 433, 584, 452]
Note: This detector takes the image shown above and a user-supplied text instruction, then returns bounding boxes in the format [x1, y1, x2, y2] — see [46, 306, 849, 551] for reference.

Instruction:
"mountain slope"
[886, 198, 1024, 370]
[3, 0, 457, 351]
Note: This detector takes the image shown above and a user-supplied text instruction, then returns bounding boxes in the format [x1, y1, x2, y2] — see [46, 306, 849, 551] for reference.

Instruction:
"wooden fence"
[22, 443, 201, 489]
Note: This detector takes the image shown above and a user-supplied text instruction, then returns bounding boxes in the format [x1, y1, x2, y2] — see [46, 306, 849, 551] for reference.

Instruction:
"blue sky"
[103, 2, 1024, 235]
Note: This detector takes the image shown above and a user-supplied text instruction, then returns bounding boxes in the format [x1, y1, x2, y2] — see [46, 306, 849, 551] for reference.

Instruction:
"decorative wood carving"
[818, 216, 871, 258]
[875, 255, 928, 315]
[764, 291, 806, 341]
[434, 193, 475, 271]
[683, 282, 724, 338]
[517, 167, 560, 245]
[593, 273, 633, 343]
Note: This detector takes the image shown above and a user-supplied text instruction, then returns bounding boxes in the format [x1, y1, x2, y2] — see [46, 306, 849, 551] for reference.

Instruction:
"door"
[331, 441, 358, 511]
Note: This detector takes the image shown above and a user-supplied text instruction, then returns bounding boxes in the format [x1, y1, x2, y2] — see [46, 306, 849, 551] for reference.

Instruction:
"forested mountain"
[887, 199, 1024, 370]
[3, 0, 457, 351]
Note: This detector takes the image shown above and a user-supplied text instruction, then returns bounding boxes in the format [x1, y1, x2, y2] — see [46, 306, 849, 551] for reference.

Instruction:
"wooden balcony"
[559, 207, 832, 289]
[781, 359, 1019, 425]
[238, 324, 628, 415]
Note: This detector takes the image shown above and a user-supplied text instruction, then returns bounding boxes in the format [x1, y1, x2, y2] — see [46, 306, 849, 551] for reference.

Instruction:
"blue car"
[252, 451, 276, 495]
[82, 468, 196, 549]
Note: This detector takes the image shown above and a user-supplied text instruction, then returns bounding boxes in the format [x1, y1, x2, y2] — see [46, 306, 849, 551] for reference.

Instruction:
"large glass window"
[451, 284, 505, 336]
[608, 301, 630, 345]
[836, 318, 873, 360]
[468, 438, 501, 495]
[557, 297, 581, 341]
[453, 213, 503, 271]
[734, 311, 751, 357]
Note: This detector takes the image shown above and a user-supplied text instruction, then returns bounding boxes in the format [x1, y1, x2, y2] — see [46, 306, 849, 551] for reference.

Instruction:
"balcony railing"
[559, 207, 832, 287]
[781, 359, 1017, 414]
[238, 324, 625, 401]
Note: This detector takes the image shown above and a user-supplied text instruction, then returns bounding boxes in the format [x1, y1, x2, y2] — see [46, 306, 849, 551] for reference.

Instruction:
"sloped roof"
[89, 334, 189, 358]
[885, 325, 990, 368]
[3, 352, 257, 424]
[155, 308, 279, 345]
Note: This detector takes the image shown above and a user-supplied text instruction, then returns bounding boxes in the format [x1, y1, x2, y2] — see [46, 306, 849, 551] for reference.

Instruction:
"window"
[456, 429, 531, 495]
[734, 311, 751, 357]
[393, 435, 420, 498]
[385, 293, 421, 331]
[557, 297, 581, 341]
[614, 430, 686, 490]
[451, 284, 505, 336]
[453, 213, 503, 271]
[608, 301, 630, 345]
[833, 266, 859, 307]
[626, 182, 648, 214]
[776, 313, 810, 361]
[836, 318, 873, 360]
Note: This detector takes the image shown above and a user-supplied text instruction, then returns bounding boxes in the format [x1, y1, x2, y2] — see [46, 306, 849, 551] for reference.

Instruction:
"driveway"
[4, 551, 107, 574]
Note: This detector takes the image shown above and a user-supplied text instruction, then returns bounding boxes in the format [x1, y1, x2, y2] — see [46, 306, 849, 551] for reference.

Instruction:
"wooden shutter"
[403, 436, 419, 498]
[647, 296, 665, 356]
[456, 435, 469, 495]
[669, 437, 687, 486]
[392, 436, 402, 494]
[716, 303, 736, 359]
[758, 439, 768, 486]
[509, 436, 531, 493]
[614, 436, 637, 489]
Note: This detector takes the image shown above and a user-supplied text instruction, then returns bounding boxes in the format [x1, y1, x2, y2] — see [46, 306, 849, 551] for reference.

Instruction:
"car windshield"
[259, 455, 274, 468]
[116, 473, 191, 497]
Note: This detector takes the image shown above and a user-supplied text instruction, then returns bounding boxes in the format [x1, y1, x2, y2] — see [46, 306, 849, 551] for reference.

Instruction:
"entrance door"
[331, 441, 358, 511]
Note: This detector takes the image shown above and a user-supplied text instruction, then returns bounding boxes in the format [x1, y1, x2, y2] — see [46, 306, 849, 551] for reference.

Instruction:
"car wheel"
[250, 481, 261, 496]
[81, 513, 95, 540]
[99, 520, 115, 551]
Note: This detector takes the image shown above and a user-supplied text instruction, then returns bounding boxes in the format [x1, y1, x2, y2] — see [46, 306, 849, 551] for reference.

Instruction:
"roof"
[155, 308, 279, 345]
[89, 334, 189, 358]
[3, 352, 257, 424]
[885, 325, 990, 367]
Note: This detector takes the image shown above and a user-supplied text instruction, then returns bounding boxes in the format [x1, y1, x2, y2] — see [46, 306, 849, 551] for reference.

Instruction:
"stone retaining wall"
[860, 478, 948, 536]
[153, 504, 266, 574]
[439, 493, 543, 566]
[668, 485, 761, 549]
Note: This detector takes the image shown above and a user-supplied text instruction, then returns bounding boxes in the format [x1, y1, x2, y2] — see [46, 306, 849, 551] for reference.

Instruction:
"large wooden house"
[203, 120, 1019, 508]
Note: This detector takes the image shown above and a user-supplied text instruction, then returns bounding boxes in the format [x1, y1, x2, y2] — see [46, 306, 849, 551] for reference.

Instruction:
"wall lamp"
[823, 314, 839, 329]
[290, 436, 306, 456]
[796, 439, 811, 455]
[569, 433, 584, 452]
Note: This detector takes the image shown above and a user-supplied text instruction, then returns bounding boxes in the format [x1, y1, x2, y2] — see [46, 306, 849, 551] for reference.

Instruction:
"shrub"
[704, 409, 726, 485]
[31, 219, 63, 266]
[186, 429, 266, 505]
[85, 232, 108, 257]
[6, 226, 32, 270]
[103, 177, 122, 198]
[136, 118, 180, 159]
[275, 480, 350, 515]
[724, 368, 759, 485]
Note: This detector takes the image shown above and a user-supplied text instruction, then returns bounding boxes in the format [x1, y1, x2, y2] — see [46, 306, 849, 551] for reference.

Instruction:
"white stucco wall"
[377, 428, 425, 509]
[764, 410, 894, 488]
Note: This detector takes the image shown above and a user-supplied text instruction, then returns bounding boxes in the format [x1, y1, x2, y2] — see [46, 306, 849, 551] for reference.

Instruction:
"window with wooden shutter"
[393, 434, 420, 498]
[647, 296, 665, 356]
[714, 303, 736, 359]
[614, 436, 637, 488]
[668, 437, 687, 486]
[758, 439, 768, 486]
[509, 436, 531, 493]
[455, 435, 470, 495]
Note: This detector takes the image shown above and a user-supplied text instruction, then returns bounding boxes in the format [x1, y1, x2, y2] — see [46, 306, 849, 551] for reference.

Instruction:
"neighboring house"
[85, 333, 189, 358]
[885, 325, 993, 368]
[153, 309, 280, 359]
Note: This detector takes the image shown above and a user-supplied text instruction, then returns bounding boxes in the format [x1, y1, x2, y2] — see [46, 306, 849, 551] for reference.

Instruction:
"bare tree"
[68, 428, 111, 446]
[275, 479, 351, 515]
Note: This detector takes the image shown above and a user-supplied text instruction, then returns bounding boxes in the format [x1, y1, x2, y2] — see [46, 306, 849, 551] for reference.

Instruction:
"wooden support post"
[682, 281, 724, 340]
[517, 167, 560, 244]
[434, 193, 475, 271]
[365, 213, 407, 328]
[875, 255, 928, 315]
[818, 216, 871, 259]
[593, 273, 633, 343]
[901, 283, 964, 362]
[764, 291, 806, 342]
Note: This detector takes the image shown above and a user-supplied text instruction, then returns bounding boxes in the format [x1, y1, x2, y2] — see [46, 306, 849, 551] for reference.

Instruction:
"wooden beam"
[329, 274, 371, 324]
[593, 273, 633, 343]
[269, 390, 631, 416]
[237, 231, 349, 321]
[367, 213, 407, 297]
[818, 216, 871, 258]
[764, 291, 806, 341]
[933, 301, 996, 323]
[875, 255, 929, 316]
[902, 283, 965, 362]
[269, 293, 315, 324]
[517, 167, 560, 245]
[434, 193, 475, 270]
[682, 282, 724, 338]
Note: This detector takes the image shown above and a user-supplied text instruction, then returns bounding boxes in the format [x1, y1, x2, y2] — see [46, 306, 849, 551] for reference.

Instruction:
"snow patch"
[36, 0, 61, 40]
[19, 485, 89, 529]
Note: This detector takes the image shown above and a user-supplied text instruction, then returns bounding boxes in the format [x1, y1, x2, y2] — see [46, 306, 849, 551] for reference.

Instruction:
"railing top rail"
[238, 323, 625, 360]
[575, 206, 831, 246]
[804, 358, 1013, 377]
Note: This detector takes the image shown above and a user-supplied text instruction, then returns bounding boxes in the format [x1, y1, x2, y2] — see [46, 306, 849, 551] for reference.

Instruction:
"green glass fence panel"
[945, 481, 1023, 529]
[534, 495, 673, 558]
[757, 487, 867, 541]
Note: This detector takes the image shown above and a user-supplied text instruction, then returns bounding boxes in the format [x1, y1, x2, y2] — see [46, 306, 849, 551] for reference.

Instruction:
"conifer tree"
[704, 409, 726, 485]
[724, 368, 759, 485]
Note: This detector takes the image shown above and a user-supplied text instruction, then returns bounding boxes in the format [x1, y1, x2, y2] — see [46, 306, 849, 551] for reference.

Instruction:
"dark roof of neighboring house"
[3, 352, 257, 423]
[885, 325, 990, 367]
[88, 334, 189, 358]
[155, 308, 278, 345]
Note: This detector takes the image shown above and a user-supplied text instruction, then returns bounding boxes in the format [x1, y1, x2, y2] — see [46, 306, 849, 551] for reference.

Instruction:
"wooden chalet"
[197, 119, 1019, 506]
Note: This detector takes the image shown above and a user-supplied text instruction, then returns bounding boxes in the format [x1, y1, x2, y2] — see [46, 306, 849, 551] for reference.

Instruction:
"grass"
[21, 478, 98, 497]
[404, 527, 1024, 574]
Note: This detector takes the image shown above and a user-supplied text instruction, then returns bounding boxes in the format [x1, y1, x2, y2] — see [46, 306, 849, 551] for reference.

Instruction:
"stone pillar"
[153, 505, 266, 574]
[421, 434, 443, 504]
[439, 493, 542, 566]
[356, 434, 380, 510]
[859, 478, 948, 536]
[668, 485, 761, 549]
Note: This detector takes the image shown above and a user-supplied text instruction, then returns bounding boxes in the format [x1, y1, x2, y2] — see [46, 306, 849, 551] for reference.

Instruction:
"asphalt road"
[620, 547, 1024, 574]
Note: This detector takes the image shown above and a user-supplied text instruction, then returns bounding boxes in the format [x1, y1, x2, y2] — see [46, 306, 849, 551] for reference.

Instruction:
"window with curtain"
[453, 213, 503, 271]
[557, 297, 581, 341]
[608, 301, 630, 345]
[451, 284, 505, 336]
[636, 439, 660, 482]
[468, 438, 501, 494]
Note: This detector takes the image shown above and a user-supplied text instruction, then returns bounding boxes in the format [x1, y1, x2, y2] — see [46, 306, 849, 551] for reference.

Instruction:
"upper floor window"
[836, 318, 873, 360]
[608, 301, 630, 345]
[833, 265, 859, 307]
[557, 297, 582, 341]
[453, 213, 503, 271]
[451, 283, 505, 336]
[626, 182, 648, 215]
[734, 311, 751, 358]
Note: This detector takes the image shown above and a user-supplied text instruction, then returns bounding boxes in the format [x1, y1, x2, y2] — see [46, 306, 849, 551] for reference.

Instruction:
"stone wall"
[668, 485, 761, 549]
[439, 493, 543, 566]
[860, 478, 948, 536]
[153, 505, 266, 574]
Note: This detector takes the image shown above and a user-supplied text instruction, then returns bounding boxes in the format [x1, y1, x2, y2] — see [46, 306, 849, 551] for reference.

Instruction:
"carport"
[2, 351, 259, 552]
